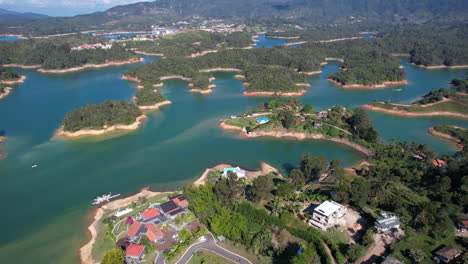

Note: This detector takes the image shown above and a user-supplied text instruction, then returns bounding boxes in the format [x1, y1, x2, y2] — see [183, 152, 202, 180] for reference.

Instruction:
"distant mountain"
[0, 0, 467, 35]
[0, 8, 48, 20]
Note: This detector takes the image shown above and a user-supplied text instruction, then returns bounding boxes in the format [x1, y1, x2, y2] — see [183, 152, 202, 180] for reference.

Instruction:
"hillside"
[0, 8, 48, 20]
[1, 0, 468, 35]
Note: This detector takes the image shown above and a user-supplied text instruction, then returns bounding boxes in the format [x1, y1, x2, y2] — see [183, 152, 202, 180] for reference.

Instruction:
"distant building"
[171, 194, 189, 208]
[309, 201, 347, 230]
[457, 220, 468, 232]
[222, 167, 246, 179]
[125, 243, 146, 264]
[318, 110, 329, 118]
[433, 159, 447, 167]
[375, 212, 400, 232]
[159, 194, 189, 217]
[313, 121, 323, 129]
[256, 117, 270, 125]
[433, 246, 464, 263]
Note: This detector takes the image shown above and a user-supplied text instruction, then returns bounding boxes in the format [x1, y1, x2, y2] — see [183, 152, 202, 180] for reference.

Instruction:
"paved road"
[154, 233, 251, 264]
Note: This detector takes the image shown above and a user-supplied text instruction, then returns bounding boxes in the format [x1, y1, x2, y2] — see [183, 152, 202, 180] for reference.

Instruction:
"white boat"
[394, 89, 403, 91]
[92, 192, 121, 205]
[32, 164, 37, 168]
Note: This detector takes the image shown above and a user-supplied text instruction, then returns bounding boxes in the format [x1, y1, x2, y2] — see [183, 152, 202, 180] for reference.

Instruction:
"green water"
[0, 37, 467, 264]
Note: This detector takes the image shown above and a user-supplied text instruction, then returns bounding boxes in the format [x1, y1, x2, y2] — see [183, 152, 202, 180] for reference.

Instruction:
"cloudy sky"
[0, 0, 148, 16]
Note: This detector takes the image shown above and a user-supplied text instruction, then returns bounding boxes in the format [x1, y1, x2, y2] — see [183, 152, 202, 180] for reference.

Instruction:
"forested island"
[0, 34, 140, 72]
[221, 99, 377, 155]
[365, 88, 468, 118]
[125, 31, 254, 57]
[451, 78, 468, 93]
[58, 100, 145, 137]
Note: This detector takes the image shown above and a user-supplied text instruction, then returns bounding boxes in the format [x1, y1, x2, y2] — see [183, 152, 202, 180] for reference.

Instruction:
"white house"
[221, 167, 246, 179]
[375, 212, 400, 232]
[309, 201, 347, 230]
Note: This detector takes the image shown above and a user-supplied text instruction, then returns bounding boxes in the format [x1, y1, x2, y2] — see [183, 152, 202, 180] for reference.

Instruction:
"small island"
[57, 100, 146, 137]
[220, 99, 376, 156]
[428, 125, 467, 150]
[364, 88, 468, 119]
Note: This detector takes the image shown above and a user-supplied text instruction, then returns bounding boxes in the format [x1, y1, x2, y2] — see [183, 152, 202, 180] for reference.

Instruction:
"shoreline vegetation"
[328, 78, 408, 89]
[37, 57, 143, 73]
[428, 125, 467, 150]
[220, 120, 372, 156]
[409, 63, 468, 69]
[243, 90, 307, 97]
[364, 89, 468, 119]
[136, 100, 172, 110]
[56, 114, 147, 138]
[0, 74, 26, 84]
[0, 86, 13, 100]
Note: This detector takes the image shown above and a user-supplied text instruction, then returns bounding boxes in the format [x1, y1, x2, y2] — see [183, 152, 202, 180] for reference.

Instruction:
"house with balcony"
[309, 201, 347, 230]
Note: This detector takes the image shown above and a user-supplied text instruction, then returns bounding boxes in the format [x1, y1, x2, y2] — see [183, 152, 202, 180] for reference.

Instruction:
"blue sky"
[0, 0, 147, 16]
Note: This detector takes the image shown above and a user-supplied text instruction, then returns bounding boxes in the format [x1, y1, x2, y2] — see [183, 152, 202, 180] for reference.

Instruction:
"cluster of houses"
[71, 43, 113, 51]
[123, 194, 190, 263]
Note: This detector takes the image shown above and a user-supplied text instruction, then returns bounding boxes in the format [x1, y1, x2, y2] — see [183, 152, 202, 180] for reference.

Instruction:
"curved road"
[155, 233, 251, 264]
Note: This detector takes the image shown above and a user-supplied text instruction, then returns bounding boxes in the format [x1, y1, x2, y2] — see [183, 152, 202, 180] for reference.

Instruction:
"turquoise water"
[0, 37, 467, 264]
[0, 35, 20, 41]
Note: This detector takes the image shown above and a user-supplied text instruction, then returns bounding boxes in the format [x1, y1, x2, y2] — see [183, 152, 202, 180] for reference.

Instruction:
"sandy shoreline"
[410, 63, 468, 69]
[79, 187, 172, 264]
[285, 41, 308, 46]
[159, 75, 192, 81]
[328, 78, 408, 89]
[428, 126, 464, 150]
[56, 115, 147, 138]
[0, 75, 26, 84]
[38, 58, 144, 73]
[390, 53, 410, 57]
[220, 121, 372, 156]
[137, 100, 172, 110]
[243, 89, 307, 97]
[199, 68, 242, 73]
[2, 64, 41, 69]
[316, 36, 363, 43]
[121, 75, 141, 83]
[269, 36, 300, 39]
[363, 104, 468, 119]
[0, 87, 13, 100]
[134, 50, 165, 57]
[299, 71, 321, 75]
[188, 49, 218, 58]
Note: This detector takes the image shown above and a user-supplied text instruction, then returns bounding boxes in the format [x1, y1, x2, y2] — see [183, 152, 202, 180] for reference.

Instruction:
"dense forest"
[125, 31, 254, 57]
[1, 0, 468, 35]
[62, 100, 142, 132]
[265, 24, 363, 42]
[0, 34, 137, 69]
[134, 87, 166, 106]
[0, 67, 21, 81]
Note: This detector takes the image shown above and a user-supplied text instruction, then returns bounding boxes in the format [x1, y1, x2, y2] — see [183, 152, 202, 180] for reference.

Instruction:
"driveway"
[177, 233, 251, 264]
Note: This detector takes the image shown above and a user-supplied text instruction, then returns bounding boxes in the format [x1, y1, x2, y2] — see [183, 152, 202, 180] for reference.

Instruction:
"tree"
[213, 173, 243, 206]
[249, 175, 274, 202]
[349, 177, 370, 206]
[101, 248, 125, 264]
[300, 153, 328, 181]
[302, 104, 314, 113]
[279, 110, 295, 129]
[289, 168, 306, 186]
[276, 182, 294, 197]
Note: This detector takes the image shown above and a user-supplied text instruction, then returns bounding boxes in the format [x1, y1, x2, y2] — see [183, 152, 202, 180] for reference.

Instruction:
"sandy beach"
[0, 87, 13, 100]
[134, 50, 165, 56]
[121, 75, 141, 83]
[0, 75, 26, 85]
[137, 100, 172, 110]
[285, 41, 308, 46]
[363, 104, 468, 119]
[199, 68, 242, 73]
[159, 75, 192, 81]
[410, 63, 468, 69]
[38, 58, 144, 73]
[56, 115, 147, 138]
[2, 64, 41, 69]
[299, 71, 321, 75]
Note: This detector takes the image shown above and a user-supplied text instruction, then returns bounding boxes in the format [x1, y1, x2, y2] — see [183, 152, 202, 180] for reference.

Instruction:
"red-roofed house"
[126, 222, 147, 240]
[433, 159, 447, 167]
[145, 223, 164, 242]
[125, 243, 146, 263]
[141, 208, 162, 223]
[172, 197, 189, 208]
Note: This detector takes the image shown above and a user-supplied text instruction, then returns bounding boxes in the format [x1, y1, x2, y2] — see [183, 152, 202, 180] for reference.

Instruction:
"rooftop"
[126, 221, 144, 237]
[142, 208, 161, 220]
[160, 200, 178, 214]
[126, 243, 145, 257]
[435, 245, 463, 261]
[314, 201, 344, 216]
[145, 223, 164, 241]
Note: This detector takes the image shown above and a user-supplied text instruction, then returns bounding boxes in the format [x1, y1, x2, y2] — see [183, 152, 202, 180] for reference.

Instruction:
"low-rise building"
[145, 223, 164, 242]
[318, 110, 329, 118]
[313, 121, 323, 129]
[433, 245, 464, 263]
[125, 243, 146, 264]
[375, 212, 401, 232]
[309, 200, 347, 230]
[126, 221, 147, 241]
[221, 167, 246, 179]
[141, 208, 164, 223]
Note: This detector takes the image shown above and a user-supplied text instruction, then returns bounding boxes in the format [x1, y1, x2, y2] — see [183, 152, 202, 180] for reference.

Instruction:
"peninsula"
[428, 125, 467, 150]
[220, 99, 376, 156]
[364, 88, 468, 119]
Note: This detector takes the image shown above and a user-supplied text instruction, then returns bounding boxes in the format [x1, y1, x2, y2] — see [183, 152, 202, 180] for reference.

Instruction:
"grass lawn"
[224, 117, 257, 128]
[188, 249, 236, 264]
[391, 233, 462, 264]
[91, 219, 115, 261]
[219, 240, 271, 264]
[371, 101, 468, 114]
[144, 250, 158, 263]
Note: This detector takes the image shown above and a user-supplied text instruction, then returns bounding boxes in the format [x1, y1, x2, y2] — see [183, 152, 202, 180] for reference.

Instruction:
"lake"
[0, 35, 466, 264]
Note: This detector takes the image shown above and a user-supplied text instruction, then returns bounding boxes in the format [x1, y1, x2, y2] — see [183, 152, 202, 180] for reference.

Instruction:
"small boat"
[32, 164, 38, 168]
[394, 89, 403, 91]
